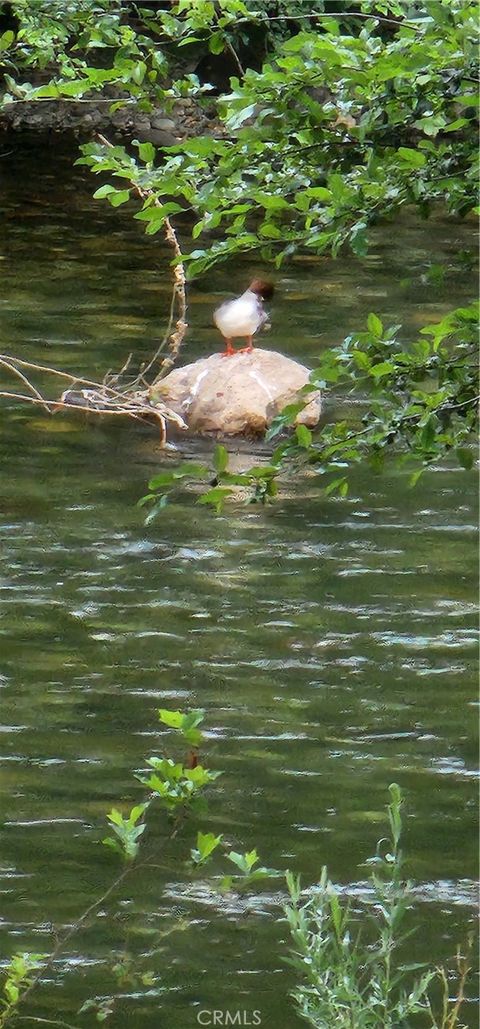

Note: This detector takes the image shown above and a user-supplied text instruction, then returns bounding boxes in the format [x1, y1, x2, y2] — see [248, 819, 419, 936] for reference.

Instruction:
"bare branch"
[96, 133, 188, 378]
[0, 356, 51, 412]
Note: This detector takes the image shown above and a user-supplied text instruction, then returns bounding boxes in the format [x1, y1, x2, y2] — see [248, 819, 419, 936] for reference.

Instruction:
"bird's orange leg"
[238, 335, 254, 353]
[221, 337, 236, 357]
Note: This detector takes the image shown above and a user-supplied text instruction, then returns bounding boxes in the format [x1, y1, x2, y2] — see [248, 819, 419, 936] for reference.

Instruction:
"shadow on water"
[0, 135, 478, 1027]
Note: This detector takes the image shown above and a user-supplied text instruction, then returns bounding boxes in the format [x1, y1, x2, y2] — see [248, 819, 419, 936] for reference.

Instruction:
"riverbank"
[0, 93, 221, 145]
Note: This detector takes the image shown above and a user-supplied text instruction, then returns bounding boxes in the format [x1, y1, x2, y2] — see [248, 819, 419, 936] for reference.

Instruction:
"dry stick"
[0, 392, 147, 419]
[103, 350, 135, 391]
[17, 1018, 81, 1029]
[0, 359, 188, 442]
[0, 393, 172, 444]
[0, 354, 147, 401]
[96, 133, 187, 381]
[0, 357, 51, 412]
[135, 280, 177, 387]
[0, 128, 188, 434]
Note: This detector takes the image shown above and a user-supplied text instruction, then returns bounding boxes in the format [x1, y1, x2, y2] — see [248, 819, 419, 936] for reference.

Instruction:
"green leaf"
[144, 493, 170, 523]
[227, 103, 256, 130]
[0, 30, 15, 50]
[157, 708, 204, 745]
[197, 486, 233, 512]
[109, 189, 131, 207]
[93, 184, 117, 199]
[397, 147, 426, 168]
[131, 61, 147, 85]
[324, 477, 348, 496]
[209, 30, 225, 54]
[454, 94, 480, 108]
[191, 831, 223, 865]
[414, 113, 446, 137]
[306, 187, 332, 202]
[367, 313, 383, 337]
[213, 444, 228, 473]
[158, 709, 184, 731]
[350, 221, 368, 257]
[410, 469, 425, 490]
[370, 361, 395, 378]
[295, 424, 312, 448]
[136, 140, 155, 163]
[227, 848, 259, 874]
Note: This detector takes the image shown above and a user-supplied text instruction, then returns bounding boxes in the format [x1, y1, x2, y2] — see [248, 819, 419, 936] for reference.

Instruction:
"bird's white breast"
[213, 290, 265, 338]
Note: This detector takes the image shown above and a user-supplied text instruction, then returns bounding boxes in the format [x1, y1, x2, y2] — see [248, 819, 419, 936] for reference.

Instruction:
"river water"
[0, 136, 478, 1027]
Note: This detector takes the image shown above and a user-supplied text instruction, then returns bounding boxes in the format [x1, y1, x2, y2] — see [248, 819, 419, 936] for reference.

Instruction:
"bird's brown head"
[249, 278, 274, 300]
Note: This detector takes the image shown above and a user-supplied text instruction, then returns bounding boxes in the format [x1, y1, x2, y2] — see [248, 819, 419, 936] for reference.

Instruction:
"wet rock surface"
[149, 348, 321, 436]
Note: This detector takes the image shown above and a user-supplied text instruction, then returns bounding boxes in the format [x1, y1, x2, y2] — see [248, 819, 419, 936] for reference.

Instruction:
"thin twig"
[0, 358, 51, 412]
[9, 806, 190, 1025]
[96, 133, 187, 379]
[212, 4, 245, 78]
[0, 354, 143, 399]
[135, 280, 177, 386]
[10, 865, 133, 1020]
[0, 355, 186, 442]
[0, 392, 141, 420]
[236, 11, 415, 29]
[0, 393, 186, 446]
[3, 97, 136, 105]
[17, 1017, 81, 1029]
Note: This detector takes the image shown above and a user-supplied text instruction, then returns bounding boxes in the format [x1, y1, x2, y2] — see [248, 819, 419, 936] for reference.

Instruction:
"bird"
[213, 278, 274, 356]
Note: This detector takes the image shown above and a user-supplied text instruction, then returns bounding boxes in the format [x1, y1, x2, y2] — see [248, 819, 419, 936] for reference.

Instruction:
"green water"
[0, 137, 478, 1028]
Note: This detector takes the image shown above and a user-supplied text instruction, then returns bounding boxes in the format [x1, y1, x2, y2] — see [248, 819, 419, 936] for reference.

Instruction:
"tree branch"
[96, 133, 187, 379]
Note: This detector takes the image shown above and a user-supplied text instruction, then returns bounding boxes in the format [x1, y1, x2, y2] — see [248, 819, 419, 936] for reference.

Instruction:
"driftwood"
[0, 134, 189, 443]
[0, 352, 187, 443]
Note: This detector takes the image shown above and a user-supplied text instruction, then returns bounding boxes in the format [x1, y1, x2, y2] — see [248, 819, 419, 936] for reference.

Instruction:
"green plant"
[138, 442, 281, 519]
[139, 303, 478, 519]
[103, 801, 148, 862]
[284, 784, 474, 1029]
[0, 706, 273, 1026]
[72, 1, 478, 277]
[0, 953, 45, 1028]
[2, 2, 477, 276]
[266, 299, 479, 495]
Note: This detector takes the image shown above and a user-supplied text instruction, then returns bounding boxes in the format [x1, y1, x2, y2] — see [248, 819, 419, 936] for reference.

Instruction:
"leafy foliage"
[158, 706, 205, 745]
[191, 830, 223, 867]
[0, 705, 274, 1026]
[267, 299, 479, 495]
[221, 847, 278, 891]
[137, 754, 221, 813]
[139, 304, 478, 518]
[0, 0, 170, 105]
[67, 0, 479, 275]
[0, 953, 46, 1026]
[285, 784, 474, 1029]
[138, 442, 282, 518]
[103, 802, 148, 862]
[1, 1, 477, 276]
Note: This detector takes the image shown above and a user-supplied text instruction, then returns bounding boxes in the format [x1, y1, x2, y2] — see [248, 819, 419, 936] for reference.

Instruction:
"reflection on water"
[0, 137, 478, 1027]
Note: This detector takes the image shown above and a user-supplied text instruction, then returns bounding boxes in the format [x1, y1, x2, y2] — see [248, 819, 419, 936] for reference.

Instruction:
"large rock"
[149, 348, 321, 436]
